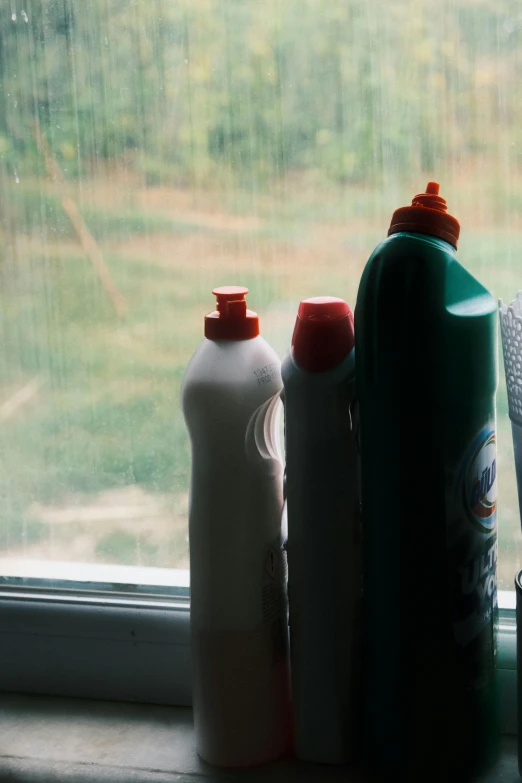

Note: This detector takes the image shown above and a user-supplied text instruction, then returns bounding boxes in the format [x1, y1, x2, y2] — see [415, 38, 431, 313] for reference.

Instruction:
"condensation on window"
[0, 0, 519, 588]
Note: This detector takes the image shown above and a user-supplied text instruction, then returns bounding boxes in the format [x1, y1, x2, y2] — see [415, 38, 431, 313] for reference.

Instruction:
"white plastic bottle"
[281, 296, 362, 764]
[181, 286, 290, 767]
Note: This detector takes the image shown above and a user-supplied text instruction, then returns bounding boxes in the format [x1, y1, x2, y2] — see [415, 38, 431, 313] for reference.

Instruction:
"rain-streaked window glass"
[0, 0, 519, 589]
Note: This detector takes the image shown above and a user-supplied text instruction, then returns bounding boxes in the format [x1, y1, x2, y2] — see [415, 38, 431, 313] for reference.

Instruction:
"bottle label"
[462, 428, 497, 536]
[447, 422, 498, 652]
[262, 533, 288, 664]
[262, 539, 285, 623]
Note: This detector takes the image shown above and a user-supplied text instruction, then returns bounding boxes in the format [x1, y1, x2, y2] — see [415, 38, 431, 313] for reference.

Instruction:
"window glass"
[0, 0, 519, 589]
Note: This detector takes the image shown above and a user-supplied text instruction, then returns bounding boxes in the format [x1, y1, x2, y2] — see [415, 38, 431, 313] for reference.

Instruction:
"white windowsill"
[0, 693, 517, 783]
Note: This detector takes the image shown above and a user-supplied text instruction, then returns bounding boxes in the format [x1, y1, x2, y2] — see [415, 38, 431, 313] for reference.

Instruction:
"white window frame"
[497, 592, 517, 735]
[0, 568, 191, 707]
[0, 576, 517, 736]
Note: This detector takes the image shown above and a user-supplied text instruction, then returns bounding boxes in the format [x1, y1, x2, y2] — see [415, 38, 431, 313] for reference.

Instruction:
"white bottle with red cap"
[282, 296, 362, 764]
[181, 286, 290, 768]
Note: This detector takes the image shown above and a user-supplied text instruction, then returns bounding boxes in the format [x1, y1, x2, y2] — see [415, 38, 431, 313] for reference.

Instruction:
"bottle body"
[182, 336, 290, 767]
[282, 350, 361, 764]
[355, 232, 499, 781]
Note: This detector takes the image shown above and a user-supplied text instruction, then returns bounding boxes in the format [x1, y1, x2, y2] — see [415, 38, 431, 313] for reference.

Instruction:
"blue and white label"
[448, 422, 498, 650]
[463, 428, 497, 535]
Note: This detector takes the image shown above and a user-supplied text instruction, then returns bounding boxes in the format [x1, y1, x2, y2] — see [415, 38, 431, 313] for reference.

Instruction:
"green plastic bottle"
[355, 183, 499, 781]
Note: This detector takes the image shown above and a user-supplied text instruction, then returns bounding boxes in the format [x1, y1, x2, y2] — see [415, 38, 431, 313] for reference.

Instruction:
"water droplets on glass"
[0, 0, 517, 590]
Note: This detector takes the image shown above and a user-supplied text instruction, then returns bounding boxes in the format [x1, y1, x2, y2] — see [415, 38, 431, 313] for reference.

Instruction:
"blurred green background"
[0, 0, 521, 587]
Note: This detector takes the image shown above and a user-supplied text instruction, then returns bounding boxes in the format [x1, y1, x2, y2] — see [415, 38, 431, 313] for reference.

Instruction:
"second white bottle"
[282, 296, 362, 764]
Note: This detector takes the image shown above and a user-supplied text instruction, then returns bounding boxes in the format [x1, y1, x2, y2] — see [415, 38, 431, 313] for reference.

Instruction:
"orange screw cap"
[205, 286, 260, 340]
[388, 182, 460, 249]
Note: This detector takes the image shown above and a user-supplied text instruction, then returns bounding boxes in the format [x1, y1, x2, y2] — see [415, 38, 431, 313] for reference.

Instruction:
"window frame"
[0, 582, 517, 737]
[0, 578, 191, 707]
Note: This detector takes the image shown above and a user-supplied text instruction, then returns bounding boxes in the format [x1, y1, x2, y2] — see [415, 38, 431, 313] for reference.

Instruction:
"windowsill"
[0, 693, 517, 782]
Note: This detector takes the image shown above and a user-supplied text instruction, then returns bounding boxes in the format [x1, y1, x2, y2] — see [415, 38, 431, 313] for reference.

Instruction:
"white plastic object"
[499, 293, 522, 528]
[282, 343, 362, 764]
[181, 334, 290, 767]
[499, 292, 522, 424]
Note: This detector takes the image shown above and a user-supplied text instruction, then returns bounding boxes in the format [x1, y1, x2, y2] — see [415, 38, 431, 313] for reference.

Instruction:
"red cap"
[205, 286, 260, 340]
[291, 296, 354, 373]
[388, 182, 460, 249]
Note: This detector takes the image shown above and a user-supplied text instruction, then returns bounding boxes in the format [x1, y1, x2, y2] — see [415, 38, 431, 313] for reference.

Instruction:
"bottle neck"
[386, 230, 458, 257]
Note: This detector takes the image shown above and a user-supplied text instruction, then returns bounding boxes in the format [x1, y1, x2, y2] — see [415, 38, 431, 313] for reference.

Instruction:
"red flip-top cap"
[291, 296, 354, 373]
[388, 181, 460, 249]
[205, 286, 260, 340]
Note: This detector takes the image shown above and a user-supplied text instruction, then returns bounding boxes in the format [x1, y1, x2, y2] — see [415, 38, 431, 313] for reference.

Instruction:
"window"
[0, 0, 519, 724]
